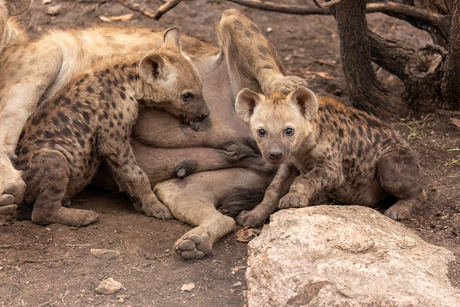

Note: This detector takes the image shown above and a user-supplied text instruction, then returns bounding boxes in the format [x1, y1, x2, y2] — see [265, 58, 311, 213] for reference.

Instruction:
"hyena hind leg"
[17, 150, 98, 226]
[377, 146, 426, 220]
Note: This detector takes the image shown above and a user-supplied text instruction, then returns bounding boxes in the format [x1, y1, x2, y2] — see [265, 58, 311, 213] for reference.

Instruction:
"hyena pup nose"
[268, 149, 283, 160]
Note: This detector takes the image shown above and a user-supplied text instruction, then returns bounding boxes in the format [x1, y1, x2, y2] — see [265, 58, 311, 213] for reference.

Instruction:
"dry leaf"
[180, 283, 195, 292]
[450, 118, 460, 128]
[99, 13, 134, 22]
[42, 0, 52, 4]
[231, 265, 247, 273]
[236, 227, 257, 242]
[305, 70, 335, 80]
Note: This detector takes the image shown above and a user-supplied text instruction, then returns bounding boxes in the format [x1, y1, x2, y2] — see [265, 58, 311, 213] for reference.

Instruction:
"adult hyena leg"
[99, 140, 171, 220]
[377, 146, 426, 220]
[16, 150, 99, 226]
[154, 168, 271, 260]
[0, 44, 64, 210]
[131, 140, 270, 186]
[217, 9, 308, 96]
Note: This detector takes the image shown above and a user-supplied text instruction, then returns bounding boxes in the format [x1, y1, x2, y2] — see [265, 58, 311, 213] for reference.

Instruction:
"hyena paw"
[142, 196, 172, 220]
[175, 233, 212, 260]
[33, 207, 99, 227]
[279, 193, 309, 209]
[266, 76, 309, 95]
[0, 166, 26, 209]
[384, 203, 412, 220]
[235, 210, 267, 227]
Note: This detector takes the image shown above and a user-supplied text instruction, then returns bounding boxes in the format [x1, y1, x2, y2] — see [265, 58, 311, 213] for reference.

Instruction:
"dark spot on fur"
[338, 128, 344, 138]
[258, 45, 269, 55]
[44, 131, 54, 139]
[82, 111, 90, 122]
[232, 20, 242, 30]
[87, 85, 94, 93]
[62, 127, 72, 137]
[263, 65, 273, 70]
[120, 92, 126, 100]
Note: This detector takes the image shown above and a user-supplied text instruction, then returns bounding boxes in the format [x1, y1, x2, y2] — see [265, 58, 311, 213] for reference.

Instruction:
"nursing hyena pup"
[15, 28, 209, 227]
[235, 86, 425, 227]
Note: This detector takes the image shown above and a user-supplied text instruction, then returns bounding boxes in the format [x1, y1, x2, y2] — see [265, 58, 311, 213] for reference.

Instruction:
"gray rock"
[246, 205, 460, 307]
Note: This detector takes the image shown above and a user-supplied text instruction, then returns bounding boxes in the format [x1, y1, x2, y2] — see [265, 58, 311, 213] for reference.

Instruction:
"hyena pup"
[234, 86, 425, 227]
[15, 27, 209, 227]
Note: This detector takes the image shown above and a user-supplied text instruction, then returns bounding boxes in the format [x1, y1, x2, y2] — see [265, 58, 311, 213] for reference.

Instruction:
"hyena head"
[137, 27, 209, 125]
[235, 86, 318, 164]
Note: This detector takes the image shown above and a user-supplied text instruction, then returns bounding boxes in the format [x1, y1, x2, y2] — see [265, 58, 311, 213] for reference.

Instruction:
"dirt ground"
[1, 0, 459, 306]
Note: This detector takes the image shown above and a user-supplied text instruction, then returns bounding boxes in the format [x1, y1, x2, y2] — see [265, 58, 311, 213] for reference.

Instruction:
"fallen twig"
[116, 0, 156, 18]
[153, 0, 183, 20]
[312, 0, 343, 9]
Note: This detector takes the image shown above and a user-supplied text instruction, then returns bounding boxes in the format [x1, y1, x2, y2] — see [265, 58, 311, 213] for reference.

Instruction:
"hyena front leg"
[99, 139, 171, 220]
[217, 9, 308, 96]
[279, 159, 342, 209]
[16, 150, 99, 226]
[236, 163, 298, 227]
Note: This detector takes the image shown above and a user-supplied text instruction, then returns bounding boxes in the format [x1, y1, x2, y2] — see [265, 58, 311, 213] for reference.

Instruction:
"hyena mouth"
[181, 111, 210, 131]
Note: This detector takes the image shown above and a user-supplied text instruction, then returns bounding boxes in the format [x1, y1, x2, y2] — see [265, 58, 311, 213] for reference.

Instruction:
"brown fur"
[15, 28, 209, 226]
[235, 86, 425, 227]
[0, 3, 306, 259]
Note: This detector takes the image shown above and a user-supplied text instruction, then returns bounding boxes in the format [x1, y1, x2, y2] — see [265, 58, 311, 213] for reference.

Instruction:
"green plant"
[401, 119, 426, 141]
[445, 148, 460, 166]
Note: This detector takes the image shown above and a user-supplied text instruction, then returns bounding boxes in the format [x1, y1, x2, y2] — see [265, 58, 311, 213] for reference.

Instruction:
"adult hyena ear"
[138, 53, 165, 84]
[235, 88, 263, 124]
[289, 86, 319, 120]
[4, 0, 32, 16]
[163, 27, 182, 50]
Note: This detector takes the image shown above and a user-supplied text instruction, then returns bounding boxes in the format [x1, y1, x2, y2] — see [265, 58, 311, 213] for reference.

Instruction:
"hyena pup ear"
[289, 86, 318, 120]
[163, 27, 182, 50]
[138, 53, 165, 84]
[235, 88, 263, 124]
[5, 0, 32, 17]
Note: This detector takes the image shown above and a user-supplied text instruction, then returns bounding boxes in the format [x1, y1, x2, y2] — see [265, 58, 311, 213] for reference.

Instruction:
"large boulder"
[246, 205, 460, 306]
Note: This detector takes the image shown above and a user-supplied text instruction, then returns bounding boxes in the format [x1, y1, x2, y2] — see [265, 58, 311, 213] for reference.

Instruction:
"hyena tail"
[218, 188, 265, 218]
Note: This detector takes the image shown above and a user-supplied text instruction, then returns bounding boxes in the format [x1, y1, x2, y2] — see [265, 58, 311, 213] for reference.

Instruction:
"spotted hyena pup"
[15, 27, 209, 227]
[234, 86, 425, 227]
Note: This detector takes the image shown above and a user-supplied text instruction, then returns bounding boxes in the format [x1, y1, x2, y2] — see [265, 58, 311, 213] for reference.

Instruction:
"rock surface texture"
[246, 205, 460, 306]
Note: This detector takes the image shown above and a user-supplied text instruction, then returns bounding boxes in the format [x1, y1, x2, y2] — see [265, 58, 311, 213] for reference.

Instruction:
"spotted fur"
[15, 28, 209, 226]
[235, 86, 425, 227]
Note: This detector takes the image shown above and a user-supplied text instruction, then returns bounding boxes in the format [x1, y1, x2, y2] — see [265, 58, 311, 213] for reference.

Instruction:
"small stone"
[180, 283, 195, 292]
[95, 278, 123, 295]
[90, 248, 120, 260]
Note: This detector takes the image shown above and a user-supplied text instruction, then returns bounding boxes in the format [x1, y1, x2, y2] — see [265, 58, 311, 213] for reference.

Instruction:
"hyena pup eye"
[285, 128, 294, 136]
[182, 92, 193, 101]
[257, 129, 266, 137]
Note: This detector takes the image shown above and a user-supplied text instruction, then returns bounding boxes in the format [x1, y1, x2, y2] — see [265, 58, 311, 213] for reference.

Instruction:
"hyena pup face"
[235, 87, 318, 164]
[138, 27, 209, 125]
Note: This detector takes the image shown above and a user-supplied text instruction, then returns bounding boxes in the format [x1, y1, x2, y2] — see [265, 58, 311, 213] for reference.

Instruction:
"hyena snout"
[187, 98, 210, 122]
[265, 147, 286, 164]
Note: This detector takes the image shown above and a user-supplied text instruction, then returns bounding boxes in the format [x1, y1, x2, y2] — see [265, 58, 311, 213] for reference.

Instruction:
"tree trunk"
[330, 0, 405, 116]
[441, 2, 460, 110]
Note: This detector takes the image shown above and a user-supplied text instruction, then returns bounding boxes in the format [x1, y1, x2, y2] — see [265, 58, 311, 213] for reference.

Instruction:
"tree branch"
[225, 0, 330, 15]
[153, 0, 182, 20]
[366, 2, 450, 46]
